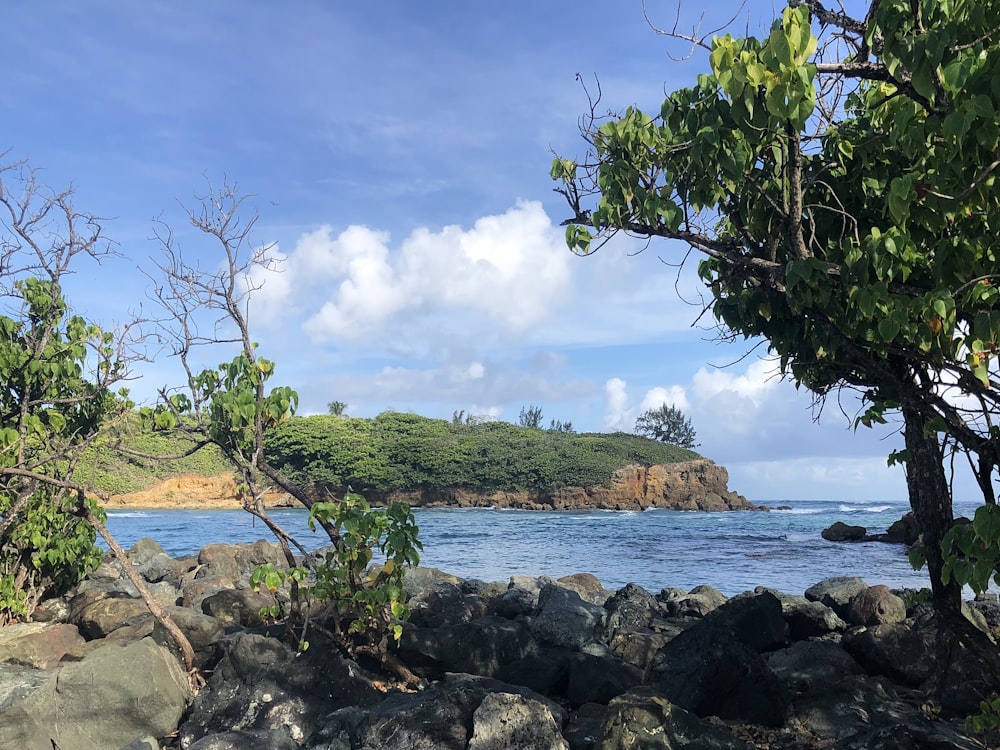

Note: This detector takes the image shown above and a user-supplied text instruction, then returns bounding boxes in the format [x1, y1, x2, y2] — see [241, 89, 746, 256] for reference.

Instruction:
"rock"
[153, 605, 226, 664]
[529, 583, 606, 650]
[407, 581, 489, 628]
[884, 512, 920, 545]
[398, 616, 539, 678]
[468, 691, 569, 750]
[767, 640, 912, 740]
[370, 459, 756, 511]
[786, 599, 847, 639]
[73, 593, 151, 639]
[495, 648, 570, 696]
[490, 578, 544, 619]
[0, 622, 86, 669]
[311, 675, 566, 750]
[841, 622, 936, 688]
[659, 585, 727, 618]
[557, 572, 609, 604]
[805, 576, 868, 620]
[201, 588, 278, 627]
[399, 565, 462, 596]
[609, 631, 674, 671]
[847, 585, 907, 626]
[648, 592, 789, 726]
[822, 521, 868, 541]
[187, 729, 299, 749]
[179, 632, 382, 748]
[604, 582, 658, 637]
[0, 637, 190, 750]
[598, 688, 754, 749]
[834, 717, 981, 749]
[566, 652, 642, 706]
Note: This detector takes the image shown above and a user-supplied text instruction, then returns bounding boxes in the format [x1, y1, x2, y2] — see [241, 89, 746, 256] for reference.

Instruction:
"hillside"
[86, 411, 700, 498]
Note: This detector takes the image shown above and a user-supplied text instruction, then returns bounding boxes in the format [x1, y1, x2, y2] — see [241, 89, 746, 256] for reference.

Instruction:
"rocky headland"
[105, 459, 756, 512]
[1, 538, 996, 749]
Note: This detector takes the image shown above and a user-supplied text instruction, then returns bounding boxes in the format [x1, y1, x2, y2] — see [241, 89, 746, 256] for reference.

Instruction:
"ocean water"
[103, 497, 974, 597]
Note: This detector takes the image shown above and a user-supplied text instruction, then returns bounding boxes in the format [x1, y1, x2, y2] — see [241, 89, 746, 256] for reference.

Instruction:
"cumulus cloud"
[248, 201, 572, 345]
[603, 378, 692, 433]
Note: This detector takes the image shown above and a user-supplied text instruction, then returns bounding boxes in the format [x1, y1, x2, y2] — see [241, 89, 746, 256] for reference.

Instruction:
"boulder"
[767, 640, 912, 740]
[201, 587, 278, 627]
[557, 572, 609, 604]
[407, 581, 489, 628]
[805, 576, 868, 620]
[604, 583, 658, 637]
[822, 521, 868, 541]
[398, 616, 539, 678]
[780, 596, 847, 639]
[884, 512, 920, 545]
[847, 584, 907, 626]
[468, 691, 569, 750]
[528, 583, 606, 650]
[566, 652, 642, 707]
[311, 675, 566, 750]
[179, 632, 382, 748]
[0, 622, 86, 669]
[0, 637, 190, 750]
[598, 688, 754, 749]
[659, 584, 727, 618]
[647, 592, 789, 726]
[72, 593, 151, 639]
[398, 565, 462, 596]
[841, 622, 936, 687]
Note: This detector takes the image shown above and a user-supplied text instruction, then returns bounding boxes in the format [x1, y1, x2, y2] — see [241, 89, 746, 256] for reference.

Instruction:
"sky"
[1, 0, 959, 504]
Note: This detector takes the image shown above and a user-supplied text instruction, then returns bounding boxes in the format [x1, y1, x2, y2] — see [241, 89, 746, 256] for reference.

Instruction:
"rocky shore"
[1, 538, 996, 749]
[106, 460, 755, 512]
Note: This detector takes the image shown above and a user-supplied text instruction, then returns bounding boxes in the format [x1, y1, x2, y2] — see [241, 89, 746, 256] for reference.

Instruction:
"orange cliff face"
[106, 460, 756, 512]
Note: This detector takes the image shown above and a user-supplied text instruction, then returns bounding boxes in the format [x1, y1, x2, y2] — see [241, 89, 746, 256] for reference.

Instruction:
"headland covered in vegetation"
[90, 411, 753, 511]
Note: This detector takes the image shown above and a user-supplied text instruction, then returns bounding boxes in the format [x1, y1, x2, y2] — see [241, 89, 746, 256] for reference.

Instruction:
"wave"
[106, 511, 152, 518]
[772, 507, 826, 515]
[838, 504, 894, 514]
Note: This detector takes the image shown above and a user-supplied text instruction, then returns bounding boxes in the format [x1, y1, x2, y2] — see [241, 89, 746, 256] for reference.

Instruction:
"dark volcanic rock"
[822, 521, 868, 541]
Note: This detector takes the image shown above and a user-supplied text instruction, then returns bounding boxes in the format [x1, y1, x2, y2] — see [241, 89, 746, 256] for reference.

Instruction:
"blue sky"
[3, 1, 947, 504]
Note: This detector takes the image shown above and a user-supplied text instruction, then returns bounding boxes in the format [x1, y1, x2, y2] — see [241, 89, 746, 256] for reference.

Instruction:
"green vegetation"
[553, 0, 1000, 609]
[635, 404, 698, 449]
[265, 410, 699, 495]
[80, 414, 231, 496]
[552, 0, 1000, 713]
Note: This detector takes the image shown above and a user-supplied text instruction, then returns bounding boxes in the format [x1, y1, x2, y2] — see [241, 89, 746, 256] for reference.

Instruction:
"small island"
[102, 412, 754, 512]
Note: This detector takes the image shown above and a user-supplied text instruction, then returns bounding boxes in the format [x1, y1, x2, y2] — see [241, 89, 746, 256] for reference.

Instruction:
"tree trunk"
[902, 403, 961, 614]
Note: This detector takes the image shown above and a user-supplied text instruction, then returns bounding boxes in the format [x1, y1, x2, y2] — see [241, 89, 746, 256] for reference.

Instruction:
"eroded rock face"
[369, 460, 756, 511]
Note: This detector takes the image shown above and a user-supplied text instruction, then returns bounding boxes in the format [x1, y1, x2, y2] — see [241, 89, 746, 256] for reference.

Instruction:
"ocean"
[102, 497, 976, 597]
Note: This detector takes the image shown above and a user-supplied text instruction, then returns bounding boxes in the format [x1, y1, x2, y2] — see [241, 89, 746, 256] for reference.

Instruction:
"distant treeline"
[265, 411, 699, 494]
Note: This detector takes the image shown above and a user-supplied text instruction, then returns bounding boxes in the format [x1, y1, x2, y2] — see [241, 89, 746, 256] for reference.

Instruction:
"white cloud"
[251, 201, 571, 344]
[640, 385, 689, 413]
[604, 378, 630, 431]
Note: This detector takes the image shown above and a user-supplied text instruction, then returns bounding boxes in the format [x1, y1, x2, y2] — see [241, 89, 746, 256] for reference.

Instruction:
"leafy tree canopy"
[635, 404, 698, 449]
[552, 0, 1000, 622]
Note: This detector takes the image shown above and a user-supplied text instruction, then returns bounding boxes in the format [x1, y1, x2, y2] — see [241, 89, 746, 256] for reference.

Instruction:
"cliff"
[367, 460, 756, 512]
[106, 460, 755, 512]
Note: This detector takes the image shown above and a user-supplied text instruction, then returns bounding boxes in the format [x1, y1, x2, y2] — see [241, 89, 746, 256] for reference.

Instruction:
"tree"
[518, 404, 543, 428]
[144, 183, 421, 681]
[552, 1, 1000, 643]
[548, 418, 575, 434]
[635, 404, 698, 449]
[0, 160, 203, 681]
[327, 400, 348, 416]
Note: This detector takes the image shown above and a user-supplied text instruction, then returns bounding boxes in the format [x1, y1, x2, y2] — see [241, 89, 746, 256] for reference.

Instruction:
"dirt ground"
[103, 474, 295, 510]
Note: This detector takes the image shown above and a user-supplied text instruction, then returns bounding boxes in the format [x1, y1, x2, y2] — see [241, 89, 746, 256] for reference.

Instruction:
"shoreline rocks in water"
[1, 538, 996, 749]
[821, 512, 926, 546]
[105, 460, 758, 512]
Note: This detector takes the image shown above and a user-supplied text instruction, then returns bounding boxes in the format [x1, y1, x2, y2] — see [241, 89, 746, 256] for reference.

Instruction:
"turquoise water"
[102, 497, 960, 597]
